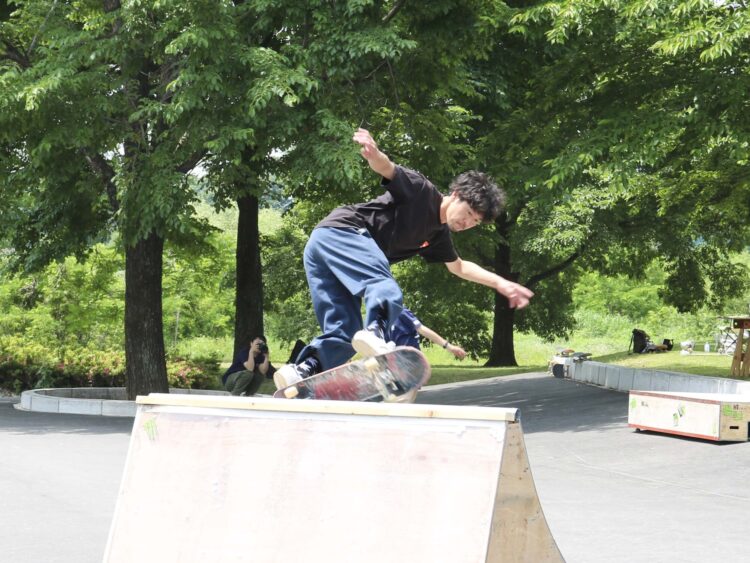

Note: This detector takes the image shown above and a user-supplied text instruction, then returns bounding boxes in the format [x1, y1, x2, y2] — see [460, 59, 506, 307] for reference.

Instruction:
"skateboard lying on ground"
[273, 346, 431, 402]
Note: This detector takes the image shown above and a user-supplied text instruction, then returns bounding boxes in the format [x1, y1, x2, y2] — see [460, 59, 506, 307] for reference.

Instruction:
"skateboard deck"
[273, 347, 431, 402]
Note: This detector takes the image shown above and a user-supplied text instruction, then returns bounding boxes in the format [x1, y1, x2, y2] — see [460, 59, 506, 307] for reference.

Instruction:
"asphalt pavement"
[2, 373, 749, 562]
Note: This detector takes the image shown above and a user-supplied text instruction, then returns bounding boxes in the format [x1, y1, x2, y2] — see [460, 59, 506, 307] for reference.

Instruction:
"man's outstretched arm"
[353, 128, 396, 180]
[445, 258, 534, 309]
[416, 324, 467, 359]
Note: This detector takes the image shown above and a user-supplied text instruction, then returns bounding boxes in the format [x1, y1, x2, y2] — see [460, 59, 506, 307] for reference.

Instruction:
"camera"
[259, 342, 269, 354]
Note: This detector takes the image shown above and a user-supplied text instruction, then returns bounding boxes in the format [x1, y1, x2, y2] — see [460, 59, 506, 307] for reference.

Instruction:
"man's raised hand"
[352, 128, 395, 180]
[353, 128, 379, 160]
[498, 280, 534, 310]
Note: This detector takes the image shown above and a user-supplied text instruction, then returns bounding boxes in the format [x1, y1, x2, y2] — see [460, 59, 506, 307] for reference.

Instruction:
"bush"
[0, 359, 36, 394]
[0, 336, 221, 393]
[641, 306, 717, 343]
[572, 309, 633, 342]
[166, 357, 222, 390]
[170, 336, 231, 363]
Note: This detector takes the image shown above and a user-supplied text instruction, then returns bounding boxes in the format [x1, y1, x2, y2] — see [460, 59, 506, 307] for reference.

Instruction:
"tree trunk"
[486, 294, 517, 366]
[486, 215, 519, 367]
[125, 232, 169, 399]
[234, 193, 264, 354]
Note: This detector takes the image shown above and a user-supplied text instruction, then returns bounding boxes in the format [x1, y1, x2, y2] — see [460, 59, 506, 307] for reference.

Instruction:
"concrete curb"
[570, 361, 750, 395]
[15, 387, 231, 417]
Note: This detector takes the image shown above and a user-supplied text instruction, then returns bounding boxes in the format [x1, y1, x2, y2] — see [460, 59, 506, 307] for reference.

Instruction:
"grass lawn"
[410, 348, 738, 386]
[512, 333, 741, 379]
[601, 350, 736, 377]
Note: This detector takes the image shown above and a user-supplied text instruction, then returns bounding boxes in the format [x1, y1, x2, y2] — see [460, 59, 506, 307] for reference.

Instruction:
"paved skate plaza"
[3, 372, 750, 562]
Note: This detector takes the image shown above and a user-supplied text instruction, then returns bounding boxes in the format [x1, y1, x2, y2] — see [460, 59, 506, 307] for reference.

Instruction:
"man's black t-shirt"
[316, 166, 458, 264]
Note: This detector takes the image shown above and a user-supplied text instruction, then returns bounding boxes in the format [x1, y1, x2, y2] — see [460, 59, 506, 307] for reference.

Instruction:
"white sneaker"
[273, 364, 303, 389]
[352, 329, 393, 357]
[273, 358, 321, 390]
[396, 388, 418, 403]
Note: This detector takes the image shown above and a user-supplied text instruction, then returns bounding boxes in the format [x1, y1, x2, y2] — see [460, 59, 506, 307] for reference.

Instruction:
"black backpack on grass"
[629, 329, 649, 354]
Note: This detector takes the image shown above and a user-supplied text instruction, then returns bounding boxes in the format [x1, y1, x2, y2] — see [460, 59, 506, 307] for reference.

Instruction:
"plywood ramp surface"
[105, 395, 563, 562]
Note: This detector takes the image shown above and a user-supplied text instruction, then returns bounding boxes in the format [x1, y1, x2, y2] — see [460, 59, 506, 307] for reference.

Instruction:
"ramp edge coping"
[137, 393, 519, 422]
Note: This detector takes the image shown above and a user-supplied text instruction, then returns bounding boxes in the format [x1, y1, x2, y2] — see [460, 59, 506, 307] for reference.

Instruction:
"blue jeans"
[296, 227, 403, 370]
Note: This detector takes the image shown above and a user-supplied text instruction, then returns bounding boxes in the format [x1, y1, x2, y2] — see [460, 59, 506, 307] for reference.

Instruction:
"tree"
[0, 0, 311, 397]
[259, 1, 537, 358]
[459, 0, 750, 364]
[230, 1, 498, 355]
[200, 1, 420, 355]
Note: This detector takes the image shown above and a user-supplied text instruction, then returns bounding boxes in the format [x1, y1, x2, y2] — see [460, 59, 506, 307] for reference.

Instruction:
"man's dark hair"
[449, 171, 505, 223]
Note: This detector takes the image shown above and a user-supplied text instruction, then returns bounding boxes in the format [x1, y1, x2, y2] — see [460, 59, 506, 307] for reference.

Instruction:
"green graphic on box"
[721, 404, 743, 420]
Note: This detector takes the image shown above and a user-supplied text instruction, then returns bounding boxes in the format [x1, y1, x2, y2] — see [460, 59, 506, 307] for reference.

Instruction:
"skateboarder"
[274, 128, 534, 389]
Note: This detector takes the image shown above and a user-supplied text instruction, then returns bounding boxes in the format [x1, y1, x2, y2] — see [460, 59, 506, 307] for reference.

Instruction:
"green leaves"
[651, 25, 712, 57]
[0, 245, 125, 359]
[242, 47, 316, 116]
[500, 0, 750, 329]
[513, 0, 750, 63]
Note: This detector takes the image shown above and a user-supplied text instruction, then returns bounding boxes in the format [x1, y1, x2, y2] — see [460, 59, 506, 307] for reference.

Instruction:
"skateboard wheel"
[363, 357, 379, 371]
[284, 387, 299, 399]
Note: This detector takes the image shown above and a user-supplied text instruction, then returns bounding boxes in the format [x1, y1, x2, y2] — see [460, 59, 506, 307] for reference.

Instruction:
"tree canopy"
[2, 0, 749, 380]
[456, 0, 750, 362]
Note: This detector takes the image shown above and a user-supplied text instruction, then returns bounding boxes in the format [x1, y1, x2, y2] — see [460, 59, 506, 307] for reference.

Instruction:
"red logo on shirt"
[420, 241, 429, 248]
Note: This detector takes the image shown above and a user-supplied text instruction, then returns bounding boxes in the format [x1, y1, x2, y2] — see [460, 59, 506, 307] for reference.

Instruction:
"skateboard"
[273, 346, 431, 402]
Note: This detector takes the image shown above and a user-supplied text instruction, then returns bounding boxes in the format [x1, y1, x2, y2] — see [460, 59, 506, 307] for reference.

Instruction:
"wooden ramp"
[629, 391, 750, 442]
[104, 395, 564, 563]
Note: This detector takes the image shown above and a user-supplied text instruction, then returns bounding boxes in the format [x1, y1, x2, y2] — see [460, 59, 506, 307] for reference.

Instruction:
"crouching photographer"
[222, 336, 275, 396]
